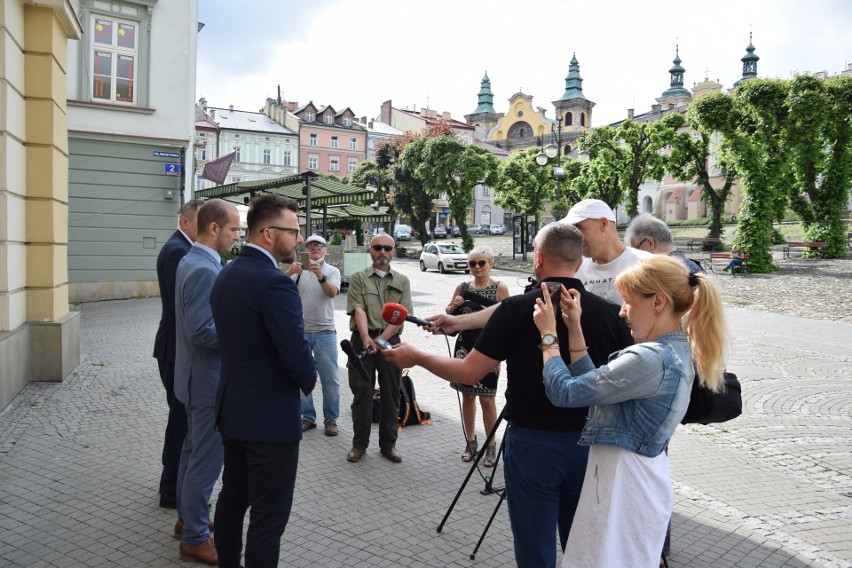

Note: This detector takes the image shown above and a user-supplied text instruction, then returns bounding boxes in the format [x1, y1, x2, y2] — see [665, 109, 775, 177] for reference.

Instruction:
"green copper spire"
[734, 32, 760, 87]
[661, 45, 691, 98]
[558, 53, 587, 101]
[473, 71, 496, 114]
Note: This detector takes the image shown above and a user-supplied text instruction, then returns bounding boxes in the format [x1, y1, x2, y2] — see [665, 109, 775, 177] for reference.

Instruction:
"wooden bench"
[783, 241, 828, 259]
[705, 252, 750, 276]
[687, 237, 721, 251]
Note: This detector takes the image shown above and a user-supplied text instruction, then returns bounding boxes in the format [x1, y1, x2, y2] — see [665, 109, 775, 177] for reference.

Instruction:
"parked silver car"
[467, 224, 482, 235]
[487, 224, 506, 235]
[419, 243, 469, 274]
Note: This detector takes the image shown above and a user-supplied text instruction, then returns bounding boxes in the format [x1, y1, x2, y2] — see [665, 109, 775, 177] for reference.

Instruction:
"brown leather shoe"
[346, 447, 365, 462]
[179, 537, 218, 565]
[174, 519, 215, 540]
[380, 446, 402, 463]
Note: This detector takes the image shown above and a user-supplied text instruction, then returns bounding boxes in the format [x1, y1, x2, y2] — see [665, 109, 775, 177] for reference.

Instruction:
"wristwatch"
[318, 276, 327, 284]
[539, 334, 558, 351]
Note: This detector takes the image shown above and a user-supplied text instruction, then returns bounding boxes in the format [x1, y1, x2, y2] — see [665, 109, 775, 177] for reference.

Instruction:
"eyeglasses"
[264, 226, 300, 237]
[634, 237, 648, 250]
[305, 243, 326, 249]
[468, 260, 488, 268]
[371, 244, 394, 252]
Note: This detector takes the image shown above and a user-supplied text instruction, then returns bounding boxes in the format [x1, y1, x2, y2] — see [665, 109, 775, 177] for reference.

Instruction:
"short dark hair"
[196, 199, 235, 236]
[535, 223, 583, 265]
[246, 193, 298, 234]
[180, 199, 205, 218]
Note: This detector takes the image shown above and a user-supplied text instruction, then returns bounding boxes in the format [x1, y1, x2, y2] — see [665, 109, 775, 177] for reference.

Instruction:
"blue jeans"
[301, 330, 339, 424]
[176, 405, 223, 545]
[504, 426, 588, 568]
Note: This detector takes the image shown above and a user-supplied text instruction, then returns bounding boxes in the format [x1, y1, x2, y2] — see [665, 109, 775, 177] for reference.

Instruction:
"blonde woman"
[532, 255, 726, 567]
[445, 246, 510, 467]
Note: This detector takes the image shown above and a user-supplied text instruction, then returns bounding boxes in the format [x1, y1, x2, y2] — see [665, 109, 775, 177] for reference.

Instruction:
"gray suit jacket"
[174, 244, 222, 408]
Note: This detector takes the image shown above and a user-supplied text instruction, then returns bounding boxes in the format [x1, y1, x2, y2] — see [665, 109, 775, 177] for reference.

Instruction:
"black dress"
[449, 281, 501, 397]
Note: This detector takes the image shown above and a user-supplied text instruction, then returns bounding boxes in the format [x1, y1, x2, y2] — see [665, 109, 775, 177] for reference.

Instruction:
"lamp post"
[536, 113, 566, 199]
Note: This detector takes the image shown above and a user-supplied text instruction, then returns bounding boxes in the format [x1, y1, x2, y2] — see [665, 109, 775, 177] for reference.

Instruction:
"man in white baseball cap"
[560, 199, 651, 304]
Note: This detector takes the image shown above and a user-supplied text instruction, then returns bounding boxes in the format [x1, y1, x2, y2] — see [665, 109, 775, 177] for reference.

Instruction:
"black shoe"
[159, 492, 177, 508]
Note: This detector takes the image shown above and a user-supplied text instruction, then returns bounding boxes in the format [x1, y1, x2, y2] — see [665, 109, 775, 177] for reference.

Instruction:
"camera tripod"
[437, 407, 508, 560]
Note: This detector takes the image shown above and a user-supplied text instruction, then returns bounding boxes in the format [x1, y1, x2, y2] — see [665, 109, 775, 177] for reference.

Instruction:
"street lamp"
[536, 114, 566, 199]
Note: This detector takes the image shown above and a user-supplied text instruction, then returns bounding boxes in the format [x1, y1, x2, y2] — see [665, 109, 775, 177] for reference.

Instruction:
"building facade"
[0, 1, 82, 411]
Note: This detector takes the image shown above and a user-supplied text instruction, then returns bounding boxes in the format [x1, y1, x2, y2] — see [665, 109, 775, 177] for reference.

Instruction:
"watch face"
[541, 334, 557, 346]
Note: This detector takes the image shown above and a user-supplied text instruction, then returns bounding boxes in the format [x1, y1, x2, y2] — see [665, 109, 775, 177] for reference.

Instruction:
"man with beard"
[344, 233, 412, 463]
[210, 194, 316, 568]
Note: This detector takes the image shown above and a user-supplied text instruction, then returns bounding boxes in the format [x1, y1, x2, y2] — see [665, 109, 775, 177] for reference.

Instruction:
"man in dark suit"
[210, 194, 316, 568]
[173, 199, 240, 565]
[153, 198, 204, 508]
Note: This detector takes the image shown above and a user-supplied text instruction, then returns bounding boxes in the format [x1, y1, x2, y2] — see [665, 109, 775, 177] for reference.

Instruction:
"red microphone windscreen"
[381, 302, 408, 325]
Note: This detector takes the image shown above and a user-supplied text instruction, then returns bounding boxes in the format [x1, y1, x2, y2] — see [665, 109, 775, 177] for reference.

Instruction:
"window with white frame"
[234, 146, 241, 162]
[331, 136, 339, 149]
[308, 156, 318, 170]
[263, 149, 271, 164]
[196, 147, 206, 161]
[349, 138, 357, 150]
[283, 150, 291, 166]
[324, 113, 333, 124]
[343, 116, 351, 126]
[306, 111, 314, 122]
[309, 134, 318, 147]
[348, 158, 357, 172]
[330, 158, 340, 172]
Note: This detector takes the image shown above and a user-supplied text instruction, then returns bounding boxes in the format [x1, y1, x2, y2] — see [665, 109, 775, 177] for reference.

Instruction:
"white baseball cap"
[304, 234, 327, 246]
[560, 199, 616, 225]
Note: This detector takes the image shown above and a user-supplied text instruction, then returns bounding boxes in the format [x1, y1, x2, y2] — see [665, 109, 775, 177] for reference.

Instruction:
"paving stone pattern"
[0, 249, 850, 567]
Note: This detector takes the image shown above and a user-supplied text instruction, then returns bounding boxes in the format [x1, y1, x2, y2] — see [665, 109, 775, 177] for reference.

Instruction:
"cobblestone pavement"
[0, 247, 850, 567]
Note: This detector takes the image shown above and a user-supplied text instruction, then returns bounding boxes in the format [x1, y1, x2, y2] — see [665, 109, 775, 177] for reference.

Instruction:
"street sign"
[154, 151, 181, 159]
[164, 163, 181, 175]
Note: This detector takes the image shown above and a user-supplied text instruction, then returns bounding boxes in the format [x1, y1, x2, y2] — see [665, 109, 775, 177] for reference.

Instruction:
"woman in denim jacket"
[532, 255, 726, 568]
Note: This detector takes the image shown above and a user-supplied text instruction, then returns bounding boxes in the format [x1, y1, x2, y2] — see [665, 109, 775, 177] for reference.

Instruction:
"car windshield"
[439, 245, 465, 254]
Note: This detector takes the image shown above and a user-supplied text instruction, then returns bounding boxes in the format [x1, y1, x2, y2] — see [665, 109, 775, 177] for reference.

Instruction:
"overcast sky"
[196, 0, 852, 127]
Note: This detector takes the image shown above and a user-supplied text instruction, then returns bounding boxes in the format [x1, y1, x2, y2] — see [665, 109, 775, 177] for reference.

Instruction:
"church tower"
[657, 45, 692, 108]
[552, 53, 595, 137]
[465, 72, 501, 140]
[733, 33, 760, 88]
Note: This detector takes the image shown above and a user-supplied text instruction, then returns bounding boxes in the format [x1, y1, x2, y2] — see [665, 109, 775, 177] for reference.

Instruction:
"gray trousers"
[348, 331, 401, 449]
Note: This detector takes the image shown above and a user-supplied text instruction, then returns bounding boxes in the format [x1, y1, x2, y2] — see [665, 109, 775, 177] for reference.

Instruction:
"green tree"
[670, 108, 737, 242]
[413, 135, 501, 250]
[493, 147, 555, 223]
[783, 74, 852, 257]
[394, 136, 437, 247]
[347, 160, 395, 233]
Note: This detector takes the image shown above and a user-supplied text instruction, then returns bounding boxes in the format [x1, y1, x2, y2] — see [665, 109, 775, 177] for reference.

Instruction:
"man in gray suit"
[173, 199, 241, 565]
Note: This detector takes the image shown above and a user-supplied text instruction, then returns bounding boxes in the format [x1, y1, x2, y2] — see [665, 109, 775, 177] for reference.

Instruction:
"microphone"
[340, 339, 370, 383]
[460, 289, 498, 307]
[381, 302, 431, 328]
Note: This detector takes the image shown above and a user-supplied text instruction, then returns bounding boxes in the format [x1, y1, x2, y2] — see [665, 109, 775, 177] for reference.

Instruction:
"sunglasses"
[468, 260, 488, 268]
[371, 244, 394, 252]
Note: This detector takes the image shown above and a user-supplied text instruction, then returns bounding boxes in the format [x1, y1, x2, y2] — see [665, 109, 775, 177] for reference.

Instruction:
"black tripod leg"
[470, 489, 506, 560]
[480, 434, 506, 495]
[437, 407, 505, 533]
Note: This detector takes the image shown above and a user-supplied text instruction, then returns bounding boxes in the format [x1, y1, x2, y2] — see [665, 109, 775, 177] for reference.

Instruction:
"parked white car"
[487, 224, 506, 235]
[419, 243, 469, 274]
[393, 224, 412, 241]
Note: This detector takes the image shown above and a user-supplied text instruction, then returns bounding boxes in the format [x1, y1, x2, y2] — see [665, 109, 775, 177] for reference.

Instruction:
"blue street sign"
[154, 151, 181, 159]
[164, 163, 181, 175]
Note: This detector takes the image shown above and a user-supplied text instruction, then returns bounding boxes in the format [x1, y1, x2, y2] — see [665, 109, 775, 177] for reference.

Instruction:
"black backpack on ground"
[372, 370, 432, 428]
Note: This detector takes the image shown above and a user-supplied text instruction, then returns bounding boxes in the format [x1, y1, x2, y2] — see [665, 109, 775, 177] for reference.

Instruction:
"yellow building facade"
[0, 0, 81, 411]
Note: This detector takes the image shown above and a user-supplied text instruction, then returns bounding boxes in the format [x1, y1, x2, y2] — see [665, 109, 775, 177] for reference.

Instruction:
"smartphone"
[545, 282, 562, 304]
[375, 337, 392, 351]
[300, 251, 311, 266]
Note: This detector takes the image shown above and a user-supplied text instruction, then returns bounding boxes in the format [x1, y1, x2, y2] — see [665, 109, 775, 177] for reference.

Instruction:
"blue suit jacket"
[154, 230, 192, 363]
[174, 245, 222, 407]
[211, 246, 317, 444]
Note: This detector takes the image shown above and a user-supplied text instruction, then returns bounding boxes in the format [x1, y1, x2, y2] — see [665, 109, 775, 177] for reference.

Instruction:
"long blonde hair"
[615, 255, 727, 390]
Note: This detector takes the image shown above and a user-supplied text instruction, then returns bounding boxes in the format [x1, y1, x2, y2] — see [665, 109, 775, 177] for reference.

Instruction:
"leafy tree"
[412, 135, 501, 250]
[670, 108, 737, 242]
[394, 136, 437, 247]
[347, 160, 395, 233]
[493, 147, 555, 224]
[783, 74, 852, 257]
[581, 118, 679, 216]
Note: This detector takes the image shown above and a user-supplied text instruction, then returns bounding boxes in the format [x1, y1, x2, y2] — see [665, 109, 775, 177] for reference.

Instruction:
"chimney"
[442, 111, 451, 120]
[286, 101, 297, 111]
[277, 84, 281, 104]
[361, 116, 367, 123]
[210, 109, 216, 119]
[651, 104, 661, 115]
[627, 108, 634, 119]
[229, 104, 234, 111]
[381, 100, 392, 124]
[199, 97, 207, 111]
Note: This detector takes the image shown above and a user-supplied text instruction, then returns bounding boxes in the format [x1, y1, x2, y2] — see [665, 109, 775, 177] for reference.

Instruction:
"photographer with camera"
[345, 234, 412, 464]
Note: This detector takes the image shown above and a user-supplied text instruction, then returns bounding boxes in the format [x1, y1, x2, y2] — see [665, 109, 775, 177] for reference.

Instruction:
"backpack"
[398, 369, 432, 430]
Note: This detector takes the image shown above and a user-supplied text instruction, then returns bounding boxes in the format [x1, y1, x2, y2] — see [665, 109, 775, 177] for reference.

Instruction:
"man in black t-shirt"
[383, 223, 632, 568]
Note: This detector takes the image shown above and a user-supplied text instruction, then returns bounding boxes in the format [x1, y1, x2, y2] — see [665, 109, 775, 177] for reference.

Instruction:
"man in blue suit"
[173, 199, 241, 565]
[210, 194, 317, 568]
[153, 199, 204, 508]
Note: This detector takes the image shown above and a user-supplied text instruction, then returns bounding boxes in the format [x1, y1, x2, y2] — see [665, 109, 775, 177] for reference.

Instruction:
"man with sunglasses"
[345, 233, 412, 463]
[285, 234, 342, 437]
[210, 194, 317, 568]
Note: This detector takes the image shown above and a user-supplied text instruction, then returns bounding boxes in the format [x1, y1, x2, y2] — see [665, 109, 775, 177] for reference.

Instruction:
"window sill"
[68, 99, 156, 114]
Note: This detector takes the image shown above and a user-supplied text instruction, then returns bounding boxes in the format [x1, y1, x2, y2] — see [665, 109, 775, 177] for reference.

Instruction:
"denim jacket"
[541, 331, 693, 457]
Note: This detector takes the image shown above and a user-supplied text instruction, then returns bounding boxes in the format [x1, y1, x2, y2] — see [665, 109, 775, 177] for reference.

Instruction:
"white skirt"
[562, 444, 672, 568]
